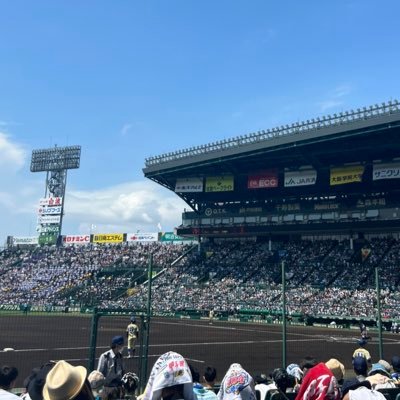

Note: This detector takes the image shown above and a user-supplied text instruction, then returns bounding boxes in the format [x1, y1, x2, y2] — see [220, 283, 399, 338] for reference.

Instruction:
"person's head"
[325, 359, 345, 384]
[88, 370, 105, 398]
[141, 351, 194, 400]
[43, 360, 94, 400]
[392, 356, 400, 373]
[25, 362, 56, 400]
[270, 368, 294, 393]
[341, 378, 371, 400]
[121, 372, 139, 395]
[110, 336, 124, 352]
[253, 374, 269, 385]
[368, 363, 391, 378]
[357, 338, 367, 348]
[130, 316, 136, 324]
[299, 357, 318, 376]
[352, 356, 368, 376]
[219, 363, 256, 400]
[0, 366, 18, 390]
[286, 364, 303, 384]
[203, 366, 217, 386]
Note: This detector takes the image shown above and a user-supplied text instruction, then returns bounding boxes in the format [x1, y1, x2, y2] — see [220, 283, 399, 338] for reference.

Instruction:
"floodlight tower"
[30, 145, 81, 243]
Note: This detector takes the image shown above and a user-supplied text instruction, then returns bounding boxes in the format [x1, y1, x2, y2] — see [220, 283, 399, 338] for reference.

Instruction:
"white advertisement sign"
[39, 197, 63, 206]
[175, 178, 203, 193]
[126, 232, 158, 242]
[38, 206, 62, 215]
[284, 170, 317, 187]
[63, 235, 90, 244]
[373, 163, 400, 181]
[12, 236, 39, 245]
[37, 215, 61, 224]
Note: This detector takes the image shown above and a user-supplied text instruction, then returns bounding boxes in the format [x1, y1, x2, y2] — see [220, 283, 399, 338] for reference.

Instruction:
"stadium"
[2, 100, 400, 399]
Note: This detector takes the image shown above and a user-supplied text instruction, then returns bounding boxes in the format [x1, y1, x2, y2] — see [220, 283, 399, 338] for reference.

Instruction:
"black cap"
[341, 378, 371, 397]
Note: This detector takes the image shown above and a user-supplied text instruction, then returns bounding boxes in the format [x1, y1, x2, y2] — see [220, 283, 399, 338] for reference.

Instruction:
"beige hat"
[43, 360, 87, 400]
[325, 358, 345, 382]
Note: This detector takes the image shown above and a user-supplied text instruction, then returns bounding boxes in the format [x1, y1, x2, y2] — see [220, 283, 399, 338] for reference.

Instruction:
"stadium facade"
[143, 100, 400, 240]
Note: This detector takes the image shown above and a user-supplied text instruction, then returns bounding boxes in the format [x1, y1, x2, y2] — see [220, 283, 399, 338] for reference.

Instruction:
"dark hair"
[188, 364, 200, 383]
[299, 357, 318, 371]
[0, 366, 19, 389]
[270, 368, 294, 393]
[203, 366, 217, 383]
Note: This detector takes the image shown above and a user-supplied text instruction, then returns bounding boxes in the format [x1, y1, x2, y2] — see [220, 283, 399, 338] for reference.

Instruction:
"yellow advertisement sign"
[330, 166, 364, 186]
[93, 233, 124, 243]
[205, 176, 234, 192]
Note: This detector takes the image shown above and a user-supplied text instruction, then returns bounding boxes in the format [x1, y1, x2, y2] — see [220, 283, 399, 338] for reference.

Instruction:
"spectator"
[352, 357, 368, 382]
[97, 336, 125, 399]
[42, 360, 94, 400]
[295, 361, 340, 400]
[0, 366, 19, 400]
[217, 364, 256, 400]
[366, 363, 396, 390]
[140, 351, 195, 400]
[87, 371, 105, 400]
[341, 378, 385, 400]
[202, 367, 217, 392]
[22, 362, 56, 400]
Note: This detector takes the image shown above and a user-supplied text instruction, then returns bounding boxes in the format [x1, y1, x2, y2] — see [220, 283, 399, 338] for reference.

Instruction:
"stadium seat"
[377, 388, 400, 400]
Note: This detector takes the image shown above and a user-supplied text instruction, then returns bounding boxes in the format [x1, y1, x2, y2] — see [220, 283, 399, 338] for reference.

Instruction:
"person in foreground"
[139, 351, 196, 400]
[43, 360, 94, 400]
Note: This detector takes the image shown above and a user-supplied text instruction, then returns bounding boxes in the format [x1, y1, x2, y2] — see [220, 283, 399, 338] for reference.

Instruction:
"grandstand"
[143, 100, 400, 239]
[2, 100, 400, 324]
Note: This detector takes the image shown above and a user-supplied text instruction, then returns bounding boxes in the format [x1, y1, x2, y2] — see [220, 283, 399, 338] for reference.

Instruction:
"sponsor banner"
[248, 170, 278, 189]
[38, 205, 62, 215]
[284, 170, 317, 187]
[160, 232, 196, 242]
[37, 215, 61, 224]
[175, 178, 203, 193]
[92, 233, 124, 243]
[39, 197, 63, 206]
[373, 163, 400, 181]
[12, 236, 39, 245]
[126, 232, 158, 242]
[36, 225, 60, 233]
[63, 235, 90, 244]
[39, 233, 58, 246]
[205, 176, 234, 192]
[330, 166, 364, 186]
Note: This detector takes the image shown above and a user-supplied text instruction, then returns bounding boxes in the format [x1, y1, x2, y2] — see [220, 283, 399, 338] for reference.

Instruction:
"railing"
[145, 99, 400, 167]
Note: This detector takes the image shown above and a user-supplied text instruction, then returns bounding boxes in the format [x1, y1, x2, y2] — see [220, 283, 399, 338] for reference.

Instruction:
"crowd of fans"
[3, 339, 400, 400]
[1, 237, 400, 319]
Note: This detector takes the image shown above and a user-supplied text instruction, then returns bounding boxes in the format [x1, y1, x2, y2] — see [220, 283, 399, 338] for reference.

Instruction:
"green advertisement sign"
[160, 232, 196, 242]
[39, 233, 58, 245]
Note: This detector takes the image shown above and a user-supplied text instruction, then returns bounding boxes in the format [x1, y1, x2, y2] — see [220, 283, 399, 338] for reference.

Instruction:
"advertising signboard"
[63, 235, 91, 244]
[126, 232, 158, 242]
[92, 233, 124, 243]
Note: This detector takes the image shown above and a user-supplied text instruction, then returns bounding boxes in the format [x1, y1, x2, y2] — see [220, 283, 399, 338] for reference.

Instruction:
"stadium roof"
[143, 100, 400, 209]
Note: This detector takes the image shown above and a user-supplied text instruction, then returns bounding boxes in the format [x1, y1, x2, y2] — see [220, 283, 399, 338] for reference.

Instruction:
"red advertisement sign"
[248, 170, 278, 189]
[63, 235, 90, 244]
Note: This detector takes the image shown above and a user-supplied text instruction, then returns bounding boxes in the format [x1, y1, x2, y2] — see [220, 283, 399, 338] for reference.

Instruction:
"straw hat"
[43, 360, 87, 400]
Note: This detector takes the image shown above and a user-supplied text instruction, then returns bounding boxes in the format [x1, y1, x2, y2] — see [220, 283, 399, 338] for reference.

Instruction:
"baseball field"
[1, 313, 399, 388]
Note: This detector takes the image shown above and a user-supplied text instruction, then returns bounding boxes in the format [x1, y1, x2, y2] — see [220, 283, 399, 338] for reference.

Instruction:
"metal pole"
[282, 261, 287, 369]
[141, 253, 153, 391]
[88, 307, 100, 371]
[375, 267, 383, 360]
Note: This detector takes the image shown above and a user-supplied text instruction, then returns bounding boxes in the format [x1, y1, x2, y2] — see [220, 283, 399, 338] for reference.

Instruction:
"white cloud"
[0, 132, 26, 171]
[64, 181, 186, 234]
[317, 84, 353, 112]
[120, 123, 133, 136]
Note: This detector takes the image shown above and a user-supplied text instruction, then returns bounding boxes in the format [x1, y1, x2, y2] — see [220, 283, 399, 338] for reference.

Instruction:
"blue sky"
[1, 0, 399, 245]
